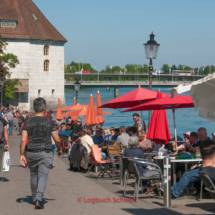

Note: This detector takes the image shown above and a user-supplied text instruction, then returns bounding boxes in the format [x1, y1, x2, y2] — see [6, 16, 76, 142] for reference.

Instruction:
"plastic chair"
[199, 172, 215, 201]
[60, 139, 71, 158]
[89, 145, 119, 179]
[123, 158, 163, 199]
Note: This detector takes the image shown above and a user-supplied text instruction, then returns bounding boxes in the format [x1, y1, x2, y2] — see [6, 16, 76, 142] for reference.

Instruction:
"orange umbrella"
[71, 97, 78, 122]
[55, 104, 87, 112]
[84, 94, 96, 125]
[55, 98, 63, 120]
[63, 108, 110, 117]
[96, 91, 105, 124]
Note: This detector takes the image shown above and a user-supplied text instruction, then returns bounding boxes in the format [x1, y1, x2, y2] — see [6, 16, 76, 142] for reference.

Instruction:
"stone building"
[0, 0, 67, 111]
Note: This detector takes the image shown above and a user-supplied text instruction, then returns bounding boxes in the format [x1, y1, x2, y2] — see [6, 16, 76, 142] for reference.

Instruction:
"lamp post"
[74, 79, 81, 103]
[144, 32, 160, 125]
[0, 79, 4, 107]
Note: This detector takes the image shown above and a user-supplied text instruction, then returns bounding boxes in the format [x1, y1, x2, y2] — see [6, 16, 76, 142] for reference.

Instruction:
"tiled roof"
[0, 0, 67, 42]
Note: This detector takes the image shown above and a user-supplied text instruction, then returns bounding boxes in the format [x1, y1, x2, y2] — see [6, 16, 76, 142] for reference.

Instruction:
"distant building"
[172, 70, 194, 76]
[0, 0, 67, 110]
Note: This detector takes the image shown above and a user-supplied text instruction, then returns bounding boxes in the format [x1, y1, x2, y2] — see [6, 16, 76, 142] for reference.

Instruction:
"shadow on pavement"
[0, 177, 9, 182]
[16, 196, 55, 205]
[185, 202, 215, 212]
[122, 208, 183, 215]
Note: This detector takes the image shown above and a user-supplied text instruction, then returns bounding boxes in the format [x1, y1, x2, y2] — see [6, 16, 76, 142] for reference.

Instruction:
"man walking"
[20, 98, 62, 209]
[0, 117, 9, 171]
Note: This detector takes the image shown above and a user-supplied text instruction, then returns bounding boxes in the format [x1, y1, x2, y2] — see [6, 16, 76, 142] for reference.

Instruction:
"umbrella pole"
[172, 106, 177, 143]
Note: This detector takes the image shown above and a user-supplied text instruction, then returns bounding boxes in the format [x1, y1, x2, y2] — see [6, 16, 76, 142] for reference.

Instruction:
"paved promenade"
[0, 130, 215, 215]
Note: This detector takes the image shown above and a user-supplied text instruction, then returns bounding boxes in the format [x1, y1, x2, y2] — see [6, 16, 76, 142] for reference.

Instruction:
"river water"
[65, 86, 214, 139]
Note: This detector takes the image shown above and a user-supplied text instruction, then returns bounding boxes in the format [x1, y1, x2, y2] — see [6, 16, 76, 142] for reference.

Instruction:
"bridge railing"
[65, 80, 193, 85]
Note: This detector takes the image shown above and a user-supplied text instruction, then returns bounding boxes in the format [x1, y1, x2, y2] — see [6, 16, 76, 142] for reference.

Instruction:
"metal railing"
[65, 80, 193, 85]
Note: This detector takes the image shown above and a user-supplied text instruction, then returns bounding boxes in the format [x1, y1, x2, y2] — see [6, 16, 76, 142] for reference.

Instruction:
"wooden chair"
[106, 145, 121, 158]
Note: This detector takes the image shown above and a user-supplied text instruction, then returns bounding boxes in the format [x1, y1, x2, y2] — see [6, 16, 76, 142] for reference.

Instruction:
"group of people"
[1, 98, 215, 210]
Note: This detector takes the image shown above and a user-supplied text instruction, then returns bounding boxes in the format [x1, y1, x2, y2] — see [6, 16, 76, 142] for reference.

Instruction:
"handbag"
[2, 151, 11, 172]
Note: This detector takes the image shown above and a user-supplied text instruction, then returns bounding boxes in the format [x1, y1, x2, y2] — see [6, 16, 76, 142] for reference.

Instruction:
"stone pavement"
[0, 130, 215, 215]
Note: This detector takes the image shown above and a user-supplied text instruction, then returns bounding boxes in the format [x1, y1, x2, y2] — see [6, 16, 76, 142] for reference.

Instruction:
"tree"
[161, 64, 169, 74]
[0, 39, 20, 100]
[171, 64, 177, 71]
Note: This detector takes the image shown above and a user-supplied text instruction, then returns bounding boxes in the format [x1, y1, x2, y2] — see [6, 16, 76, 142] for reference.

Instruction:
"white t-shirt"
[81, 134, 94, 154]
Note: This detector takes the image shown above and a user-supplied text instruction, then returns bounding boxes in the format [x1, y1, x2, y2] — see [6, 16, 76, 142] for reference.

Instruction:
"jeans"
[52, 145, 56, 155]
[27, 151, 53, 201]
[171, 168, 200, 198]
[8, 120, 13, 134]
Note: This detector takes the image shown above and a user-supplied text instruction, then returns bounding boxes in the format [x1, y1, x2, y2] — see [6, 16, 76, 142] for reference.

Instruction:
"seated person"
[127, 127, 137, 136]
[81, 128, 94, 155]
[171, 138, 215, 198]
[124, 136, 160, 177]
[92, 128, 106, 160]
[92, 128, 104, 146]
[111, 128, 119, 141]
[70, 119, 82, 140]
[63, 125, 72, 136]
[137, 130, 152, 151]
[58, 123, 66, 135]
[116, 126, 130, 147]
[104, 128, 111, 142]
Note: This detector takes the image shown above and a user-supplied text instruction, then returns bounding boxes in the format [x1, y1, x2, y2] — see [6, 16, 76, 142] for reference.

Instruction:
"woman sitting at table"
[137, 131, 152, 151]
[104, 128, 111, 142]
[124, 136, 160, 177]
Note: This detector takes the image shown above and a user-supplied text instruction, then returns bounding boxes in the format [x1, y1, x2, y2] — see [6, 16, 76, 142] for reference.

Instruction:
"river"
[65, 86, 214, 139]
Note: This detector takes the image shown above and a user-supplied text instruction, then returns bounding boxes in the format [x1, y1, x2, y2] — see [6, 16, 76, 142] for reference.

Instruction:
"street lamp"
[0, 79, 4, 107]
[144, 32, 160, 125]
[74, 79, 81, 103]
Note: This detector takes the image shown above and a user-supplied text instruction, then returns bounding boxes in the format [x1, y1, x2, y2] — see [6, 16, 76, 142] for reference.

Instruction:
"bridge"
[65, 73, 205, 80]
[65, 80, 192, 88]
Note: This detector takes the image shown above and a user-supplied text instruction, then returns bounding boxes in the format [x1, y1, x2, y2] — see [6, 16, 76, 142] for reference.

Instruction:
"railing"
[65, 80, 193, 85]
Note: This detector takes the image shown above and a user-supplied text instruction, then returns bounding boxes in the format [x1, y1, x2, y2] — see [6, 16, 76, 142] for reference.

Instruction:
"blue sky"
[35, 0, 215, 70]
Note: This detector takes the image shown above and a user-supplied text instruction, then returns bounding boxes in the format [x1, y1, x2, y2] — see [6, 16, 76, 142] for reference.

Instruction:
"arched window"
[44, 60, 49, 71]
[44, 45, 49, 55]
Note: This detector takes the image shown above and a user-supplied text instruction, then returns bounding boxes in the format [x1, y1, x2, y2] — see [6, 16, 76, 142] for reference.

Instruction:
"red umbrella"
[84, 95, 96, 125]
[122, 95, 194, 141]
[100, 87, 168, 109]
[146, 91, 171, 145]
[96, 91, 105, 124]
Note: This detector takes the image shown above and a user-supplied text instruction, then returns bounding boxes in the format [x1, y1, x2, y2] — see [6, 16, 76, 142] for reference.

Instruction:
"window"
[1, 20, 16, 28]
[1, 21, 5, 27]
[11, 21, 16, 28]
[44, 45, 49, 56]
[38, 89, 41, 97]
[44, 60, 49, 72]
[52, 89, 55, 97]
[6, 21, 10, 27]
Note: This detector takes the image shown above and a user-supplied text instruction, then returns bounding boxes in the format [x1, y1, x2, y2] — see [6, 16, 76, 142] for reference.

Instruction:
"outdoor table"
[170, 158, 202, 185]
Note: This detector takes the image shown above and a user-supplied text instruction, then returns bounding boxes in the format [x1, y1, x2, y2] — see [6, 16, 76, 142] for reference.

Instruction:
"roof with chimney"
[0, 0, 67, 42]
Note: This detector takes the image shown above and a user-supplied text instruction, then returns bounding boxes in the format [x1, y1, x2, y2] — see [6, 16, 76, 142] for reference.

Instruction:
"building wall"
[3, 39, 66, 111]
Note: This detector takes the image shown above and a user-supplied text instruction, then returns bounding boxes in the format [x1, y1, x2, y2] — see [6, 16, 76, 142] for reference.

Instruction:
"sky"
[35, 0, 215, 71]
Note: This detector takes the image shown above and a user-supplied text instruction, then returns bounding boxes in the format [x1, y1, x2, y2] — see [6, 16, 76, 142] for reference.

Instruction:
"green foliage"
[0, 38, 21, 100]
[171, 64, 177, 71]
[3, 79, 20, 100]
[161, 64, 169, 74]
